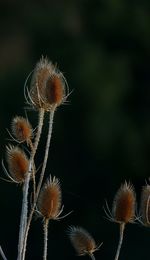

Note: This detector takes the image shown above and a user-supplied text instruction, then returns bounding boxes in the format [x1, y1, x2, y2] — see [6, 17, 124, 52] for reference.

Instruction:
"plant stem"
[36, 108, 55, 197]
[28, 139, 36, 203]
[90, 254, 96, 260]
[22, 108, 55, 260]
[43, 219, 49, 260]
[0, 246, 7, 260]
[17, 108, 45, 260]
[114, 223, 125, 260]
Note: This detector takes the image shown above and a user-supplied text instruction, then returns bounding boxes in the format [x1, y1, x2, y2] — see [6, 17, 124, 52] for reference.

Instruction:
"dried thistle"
[112, 181, 136, 224]
[22, 57, 70, 260]
[37, 175, 63, 220]
[68, 226, 101, 260]
[6, 145, 29, 183]
[38, 176, 69, 260]
[28, 57, 68, 111]
[104, 181, 136, 260]
[11, 116, 33, 144]
[139, 184, 150, 226]
[45, 74, 66, 107]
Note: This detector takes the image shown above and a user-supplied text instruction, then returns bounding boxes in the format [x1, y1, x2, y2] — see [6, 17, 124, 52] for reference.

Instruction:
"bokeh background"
[0, 0, 150, 259]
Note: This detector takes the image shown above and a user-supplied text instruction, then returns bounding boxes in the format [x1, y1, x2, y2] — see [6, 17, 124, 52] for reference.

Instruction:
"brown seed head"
[11, 116, 32, 143]
[30, 57, 67, 111]
[6, 145, 29, 183]
[112, 182, 136, 224]
[45, 74, 65, 107]
[68, 226, 98, 257]
[140, 184, 150, 226]
[38, 176, 62, 220]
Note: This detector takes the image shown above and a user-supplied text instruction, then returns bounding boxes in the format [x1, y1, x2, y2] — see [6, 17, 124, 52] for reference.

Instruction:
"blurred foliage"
[0, 0, 150, 259]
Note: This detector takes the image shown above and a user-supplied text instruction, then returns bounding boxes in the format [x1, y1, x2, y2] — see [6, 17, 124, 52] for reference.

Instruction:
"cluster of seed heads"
[2, 57, 150, 260]
[3, 57, 70, 260]
[27, 57, 68, 112]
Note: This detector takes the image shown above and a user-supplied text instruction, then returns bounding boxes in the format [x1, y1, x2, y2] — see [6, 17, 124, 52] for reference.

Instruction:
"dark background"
[0, 0, 150, 259]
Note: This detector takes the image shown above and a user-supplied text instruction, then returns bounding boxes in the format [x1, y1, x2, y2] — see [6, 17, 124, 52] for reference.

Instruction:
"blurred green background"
[0, 0, 150, 259]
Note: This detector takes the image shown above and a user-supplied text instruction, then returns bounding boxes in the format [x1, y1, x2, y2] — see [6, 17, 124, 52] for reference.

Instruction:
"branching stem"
[17, 108, 45, 260]
[36, 108, 55, 197]
[22, 108, 55, 260]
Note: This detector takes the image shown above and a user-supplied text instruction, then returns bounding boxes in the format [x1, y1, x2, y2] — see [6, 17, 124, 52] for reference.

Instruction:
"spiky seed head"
[6, 145, 29, 183]
[45, 74, 65, 107]
[112, 182, 136, 224]
[29, 57, 67, 111]
[140, 184, 150, 226]
[30, 57, 54, 110]
[68, 226, 98, 257]
[38, 176, 62, 220]
[11, 116, 32, 143]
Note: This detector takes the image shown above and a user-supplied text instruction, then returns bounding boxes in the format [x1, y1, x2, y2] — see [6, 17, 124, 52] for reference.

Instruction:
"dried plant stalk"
[38, 176, 68, 260]
[114, 223, 125, 260]
[22, 59, 68, 259]
[38, 175, 63, 260]
[17, 108, 45, 260]
[22, 109, 55, 260]
[113, 182, 136, 260]
[0, 246, 7, 260]
[3, 57, 69, 260]
[43, 219, 49, 260]
[104, 182, 136, 260]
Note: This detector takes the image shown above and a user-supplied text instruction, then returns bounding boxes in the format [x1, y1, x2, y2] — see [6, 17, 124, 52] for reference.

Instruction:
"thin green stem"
[22, 108, 55, 260]
[43, 219, 49, 260]
[114, 223, 125, 260]
[17, 108, 45, 260]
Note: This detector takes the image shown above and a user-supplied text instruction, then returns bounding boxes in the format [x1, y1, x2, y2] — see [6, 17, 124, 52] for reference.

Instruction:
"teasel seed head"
[112, 181, 136, 224]
[45, 74, 66, 108]
[68, 226, 101, 258]
[6, 145, 29, 183]
[29, 57, 68, 111]
[38, 176, 63, 220]
[139, 184, 150, 227]
[11, 116, 32, 144]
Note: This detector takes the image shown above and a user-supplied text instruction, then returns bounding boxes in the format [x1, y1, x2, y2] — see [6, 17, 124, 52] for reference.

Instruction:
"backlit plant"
[1, 57, 149, 260]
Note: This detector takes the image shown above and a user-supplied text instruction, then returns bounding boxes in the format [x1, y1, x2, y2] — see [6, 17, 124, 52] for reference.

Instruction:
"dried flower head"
[45, 74, 65, 106]
[112, 182, 136, 224]
[38, 176, 63, 220]
[68, 226, 100, 258]
[104, 181, 136, 224]
[139, 184, 150, 227]
[28, 57, 68, 111]
[11, 116, 32, 143]
[6, 145, 29, 183]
